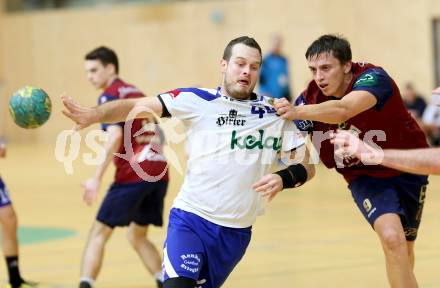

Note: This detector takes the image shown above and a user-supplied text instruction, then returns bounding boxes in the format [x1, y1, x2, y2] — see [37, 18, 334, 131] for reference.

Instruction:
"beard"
[223, 76, 254, 100]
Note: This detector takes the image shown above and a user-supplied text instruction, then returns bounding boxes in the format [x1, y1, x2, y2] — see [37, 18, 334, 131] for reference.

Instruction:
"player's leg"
[163, 208, 252, 288]
[373, 213, 417, 288]
[127, 223, 163, 287]
[0, 205, 18, 256]
[199, 222, 252, 288]
[407, 241, 415, 270]
[130, 180, 168, 287]
[79, 182, 132, 288]
[348, 175, 424, 288]
[0, 205, 25, 288]
[397, 175, 428, 271]
[374, 173, 427, 288]
[0, 178, 35, 288]
[163, 209, 204, 288]
[163, 277, 196, 288]
[79, 221, 113, 288]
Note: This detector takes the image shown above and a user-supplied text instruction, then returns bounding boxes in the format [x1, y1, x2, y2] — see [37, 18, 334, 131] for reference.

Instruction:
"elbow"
[331, 101, 352, 123]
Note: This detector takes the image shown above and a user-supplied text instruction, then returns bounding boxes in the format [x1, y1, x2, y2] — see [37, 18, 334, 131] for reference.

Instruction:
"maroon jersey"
[99, 79, 168, 184]
[294, 62, 428, 182]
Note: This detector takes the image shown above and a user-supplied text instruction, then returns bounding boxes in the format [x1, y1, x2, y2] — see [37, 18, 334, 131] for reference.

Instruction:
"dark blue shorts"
[349, 173, 428, 241]
[0, 177, 12, 208]
[97, 180, 167, 228]
[163, 208, 252, 288]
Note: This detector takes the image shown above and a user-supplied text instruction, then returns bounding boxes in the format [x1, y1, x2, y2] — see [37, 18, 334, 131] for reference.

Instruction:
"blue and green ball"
[9, 86, 52, 129]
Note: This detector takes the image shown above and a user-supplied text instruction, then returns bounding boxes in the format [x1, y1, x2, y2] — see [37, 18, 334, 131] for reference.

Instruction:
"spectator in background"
[402, 82, 426, 120]
[422, 86, 440, 146]
[259, 34, 292, 100]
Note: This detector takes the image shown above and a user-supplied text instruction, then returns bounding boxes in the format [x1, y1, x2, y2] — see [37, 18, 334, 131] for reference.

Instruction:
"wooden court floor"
[1, 143, 439, 288]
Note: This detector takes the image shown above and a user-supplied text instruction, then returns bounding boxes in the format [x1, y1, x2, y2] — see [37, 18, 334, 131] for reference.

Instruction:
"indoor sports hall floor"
[1, 142, 439, 288]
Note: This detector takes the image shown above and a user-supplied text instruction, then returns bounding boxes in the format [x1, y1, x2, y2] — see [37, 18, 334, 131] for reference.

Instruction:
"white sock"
[154, 272, 164, 282]
[80, 276, 95, 287]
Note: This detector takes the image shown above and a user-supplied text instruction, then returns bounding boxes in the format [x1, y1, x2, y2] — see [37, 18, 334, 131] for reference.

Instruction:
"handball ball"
[9, 86, 52, 129]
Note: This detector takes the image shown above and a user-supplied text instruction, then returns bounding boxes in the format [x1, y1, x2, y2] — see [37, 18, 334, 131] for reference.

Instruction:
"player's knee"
[126, 230, 142, 248]
[379, 229, 406, 252]
[163, 277, 196, 288]
[89, 222, 112, 244]
[0, 205, 17, 227]
[126, 225, 148, 248]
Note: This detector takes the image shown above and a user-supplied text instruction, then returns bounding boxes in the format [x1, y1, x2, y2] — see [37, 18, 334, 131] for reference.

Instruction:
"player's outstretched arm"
[379, 148, 440, 175]
[252, 145, 315, 201]
[274, 91, 377, 124]
[61, 93, 163, 130]
[82, 125, 122, 206]
[332, 130, 440, 175]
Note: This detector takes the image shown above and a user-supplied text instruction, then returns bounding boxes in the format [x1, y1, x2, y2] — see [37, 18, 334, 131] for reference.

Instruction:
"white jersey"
[159, 87, 304, 228]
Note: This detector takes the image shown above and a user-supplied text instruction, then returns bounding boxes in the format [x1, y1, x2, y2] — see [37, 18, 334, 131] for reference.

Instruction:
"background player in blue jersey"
[61, 36, 316, 288]
[78, 47, 168, 288]
[275, 34, 428, 288]
[332, 130, 440, 175]
[0, 141, 36, 288]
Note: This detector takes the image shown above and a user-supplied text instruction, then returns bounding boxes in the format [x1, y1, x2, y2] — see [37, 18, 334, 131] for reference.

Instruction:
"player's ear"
[220, 59, 227, 73]
[343, 61, 352, 74]
[105, 63, 117, 75]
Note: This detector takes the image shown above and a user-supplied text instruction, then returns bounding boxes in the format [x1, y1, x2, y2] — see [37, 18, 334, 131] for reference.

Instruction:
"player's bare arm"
[274, 90, 377, 124]
[379, 148, 440, 175]
[332, 130, 440, 175]
[252, 145, 315, 201]
[332, 131, 440, 175]
[82, 125, 123, 206]
[61, 94, 163, 130]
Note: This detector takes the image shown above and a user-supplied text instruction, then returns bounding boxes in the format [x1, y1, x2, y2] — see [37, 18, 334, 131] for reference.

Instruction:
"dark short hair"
[305, 34, 352, 64]
[223, 36, 262, 63]
[85, 46, 119, 74]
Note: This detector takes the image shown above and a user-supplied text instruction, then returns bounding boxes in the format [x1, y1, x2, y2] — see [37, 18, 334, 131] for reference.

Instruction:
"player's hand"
[330, 130, 383, 165]
[0, 142, 5, 158]
[61, 93, 98, 130]
[82, 177, 101, 206]
[274, 98, 297, 120]
[252, 174, 283, 202]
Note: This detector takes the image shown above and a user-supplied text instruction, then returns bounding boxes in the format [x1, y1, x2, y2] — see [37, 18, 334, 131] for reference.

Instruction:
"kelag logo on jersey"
[216, 109, 246, 127]
[251, 104, 276, 118]
[230, 129, 282, 151]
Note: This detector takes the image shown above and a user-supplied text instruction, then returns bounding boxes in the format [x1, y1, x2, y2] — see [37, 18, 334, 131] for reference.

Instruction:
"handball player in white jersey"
[62, 36, 315, 288]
